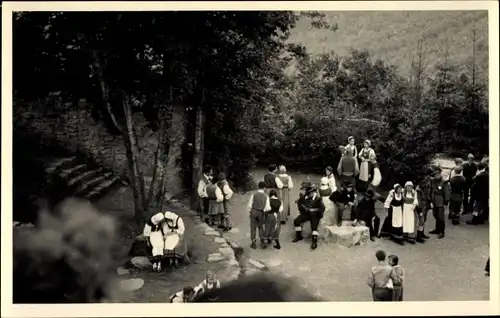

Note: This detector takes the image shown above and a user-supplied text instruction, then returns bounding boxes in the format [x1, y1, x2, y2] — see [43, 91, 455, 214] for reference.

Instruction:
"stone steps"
[44, 156, 124, 202]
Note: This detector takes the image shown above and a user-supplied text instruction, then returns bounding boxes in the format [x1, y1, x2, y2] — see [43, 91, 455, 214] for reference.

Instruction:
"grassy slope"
[287, 11, 489, 78]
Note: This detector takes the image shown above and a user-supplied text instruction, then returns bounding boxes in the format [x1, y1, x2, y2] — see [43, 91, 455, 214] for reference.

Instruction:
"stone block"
[116, 267, 130, 276]
[214, 237, 226, 243]
[324, 224, 370, 247]
[204, 230, 219, 237]
[207, 253, 225, 263]
[119, 278, 144, 292]
[218, 247, 234, 256]
[130, 256, 152, 269]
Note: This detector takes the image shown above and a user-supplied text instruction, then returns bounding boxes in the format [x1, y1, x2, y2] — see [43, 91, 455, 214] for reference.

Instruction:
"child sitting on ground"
[170, 286, 196, 303]
[388, 254, 404, 301]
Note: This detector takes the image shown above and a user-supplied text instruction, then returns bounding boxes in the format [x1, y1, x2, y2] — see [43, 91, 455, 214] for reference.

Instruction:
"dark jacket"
[429, 178, 450, 208]
[297, 194, 325, 217]
[449, 175, 466, 202]
[462, 161, 478, 181]
[355, 197, 376, 220]
[329, 189, 355, 205]
[472, 170, 489, 201]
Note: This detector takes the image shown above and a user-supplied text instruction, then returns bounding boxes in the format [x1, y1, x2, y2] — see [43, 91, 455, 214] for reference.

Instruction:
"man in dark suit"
[467, 163, 489, 225]
[461, 153, 478, 214]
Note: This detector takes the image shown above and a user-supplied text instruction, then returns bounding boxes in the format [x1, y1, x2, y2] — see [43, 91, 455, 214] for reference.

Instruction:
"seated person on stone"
[292, 185, 325, 250]
[192, 272, 321, 302]
[329, 183, 356, 226]
[353, 189, 381, 241]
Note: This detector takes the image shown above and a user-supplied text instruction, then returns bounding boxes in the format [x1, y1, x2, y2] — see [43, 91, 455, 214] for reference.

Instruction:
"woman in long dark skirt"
[379, 184, 405, 245]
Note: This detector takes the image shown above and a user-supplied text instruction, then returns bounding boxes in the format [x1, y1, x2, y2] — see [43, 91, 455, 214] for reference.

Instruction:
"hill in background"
[288, 11, 489, 79]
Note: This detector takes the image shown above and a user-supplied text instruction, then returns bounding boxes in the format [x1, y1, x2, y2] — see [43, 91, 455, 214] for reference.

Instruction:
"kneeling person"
[293, 186, 325, 250]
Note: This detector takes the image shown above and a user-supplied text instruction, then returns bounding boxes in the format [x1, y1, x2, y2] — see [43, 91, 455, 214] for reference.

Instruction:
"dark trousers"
[200, 198, 209, 218]
[340, 174, 356, 188]
[294, 213, 321, 234]
[449, 200, 462, 221]
[249, 209, 265, 243]
[474, 199, 489, 222]
[463, 180, 473, 212]
[485, 258, 490, 273]
[363, 215, 380, 238]
[372, 287, 392, 301]
[392, 286, 403, 301]
[433, 206, 446, 234]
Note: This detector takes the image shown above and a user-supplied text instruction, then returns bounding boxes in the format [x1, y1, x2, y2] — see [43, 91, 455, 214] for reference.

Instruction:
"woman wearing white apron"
[318, 177, 335, 226]
[163, 211, 188, 268]
[402, 181, 418, 244]
[358, 140, 376, 193]
[380, 184, 405, 245]
[143, 212, 166, 272]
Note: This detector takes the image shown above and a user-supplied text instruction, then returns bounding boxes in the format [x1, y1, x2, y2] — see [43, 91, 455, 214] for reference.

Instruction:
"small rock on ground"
[130, 256, 152, 269]
[228, 259, 239, 266]
[218, 247, 234, 256]
[248, 258, 267, 270]
[207, 254, 226, 263]
[214, 237, 226, 243]
[119, 278, 144, 292]
[116, 267, 130, 276]
[204, 230, 220, 236]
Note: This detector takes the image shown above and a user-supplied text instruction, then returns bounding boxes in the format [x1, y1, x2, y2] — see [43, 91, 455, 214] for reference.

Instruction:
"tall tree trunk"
[122, 93, 146, 222]
[165, 103, 187, 198]
[191, 97, 205, 210]
[91, 50, 145, 220]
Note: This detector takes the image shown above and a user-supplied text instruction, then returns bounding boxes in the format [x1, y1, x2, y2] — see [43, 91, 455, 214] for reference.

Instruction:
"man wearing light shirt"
[217, 172, 234, 231]
[197, 165, 213, 224]
[263, 164, 284, 195]
[247, 181, 272, 249]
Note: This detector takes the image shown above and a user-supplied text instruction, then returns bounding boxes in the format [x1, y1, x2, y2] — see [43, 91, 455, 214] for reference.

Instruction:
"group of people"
[367, 249, 405, 301]
[169, 270, 222, 303]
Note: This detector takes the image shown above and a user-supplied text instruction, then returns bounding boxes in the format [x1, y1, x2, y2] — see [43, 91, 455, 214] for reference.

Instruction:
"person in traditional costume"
[197, 165, 213, 224]
[329, 183, 356, 227]
[264, 190, 283, 249]
[353, 189, 381, 241]
[467, 162, 489, 225]
[325, 166, 337, 192]
[318, 177, 335, 228]
[206, 177, 224, 227]
[388, 255, 405, 301]
[247, 181, 272, 249]
[368, 153, 382, 189]
[217, 172, 234, 231]
[401, 182, 418, 244]
[428, 167, 450, 238]
[449, 166, 466, 225]
[358, 140, 376, 193]
[380, 184, 405, 245]
[337, 149, 359, 188]
[263, 164, 284, 196]
[277, 165, 294, 224]
[367, 250, 401, 301]
[143, 212, 166, 272]
[462, 154, 478, 214]
[170, 286, 196, 303]
[415, 166, 437, 241]
[163, 211, 188, 268]
[194, 271, 221, 298]
[292, 185, 325, 250]
[345, 136, 358, 158]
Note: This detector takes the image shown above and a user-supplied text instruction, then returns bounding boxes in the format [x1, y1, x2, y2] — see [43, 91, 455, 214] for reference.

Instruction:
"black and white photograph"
[2, 1, 499, 316]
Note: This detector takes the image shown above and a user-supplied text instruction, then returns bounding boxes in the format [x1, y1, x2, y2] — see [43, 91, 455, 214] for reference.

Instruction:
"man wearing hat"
[462, 154, 478, 214]
[292, 185, 325, 250]
[329, 182, 356, 227]
[353, 189, 381, 241]
[428, 166, 450, 239]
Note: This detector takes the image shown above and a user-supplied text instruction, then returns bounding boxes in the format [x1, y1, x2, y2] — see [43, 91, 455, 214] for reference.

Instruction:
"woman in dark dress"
[380, 184, 405, 245]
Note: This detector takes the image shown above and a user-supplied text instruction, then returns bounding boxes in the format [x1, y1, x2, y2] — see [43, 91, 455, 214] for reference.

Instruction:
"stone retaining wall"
[14, 103, 185, 197]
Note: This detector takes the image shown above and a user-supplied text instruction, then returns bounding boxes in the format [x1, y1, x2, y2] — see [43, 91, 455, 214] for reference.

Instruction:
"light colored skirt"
[392, 206, 403, 228]
[278, 188, 291, 220]
[208, 200, 224, 215]
[402, 203, 417, 235]
[150, 231, 165, 257]
[164, 235, 188, 259]
[321, 197, 335, 226]
[360, 161, 370, 182]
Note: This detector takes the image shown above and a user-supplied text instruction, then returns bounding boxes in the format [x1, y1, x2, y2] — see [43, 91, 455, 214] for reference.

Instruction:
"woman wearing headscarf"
[277, 165, 294, 224]
[318, 177, 335, 227]
[143, 212, 166, 272]
[345, 136, 358, 158]
[402, 181, 418, 244]
[163, 211, 188, 268]
[380, 184, 405, 245]
[358, 140, 376, 193]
